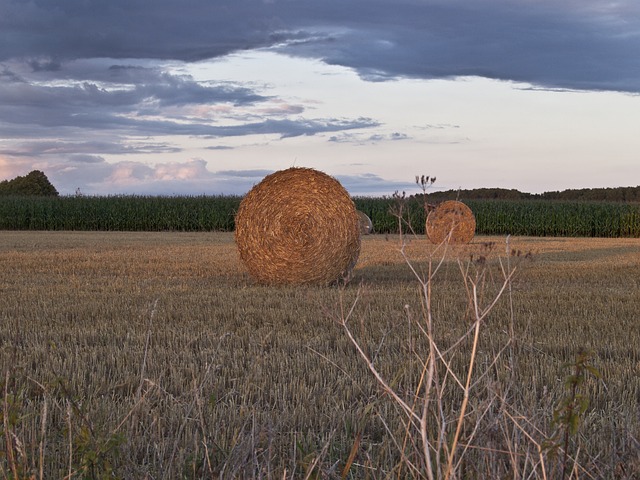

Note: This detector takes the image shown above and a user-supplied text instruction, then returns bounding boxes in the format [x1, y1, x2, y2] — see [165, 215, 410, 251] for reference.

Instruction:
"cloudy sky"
[1, 0, 639, 196]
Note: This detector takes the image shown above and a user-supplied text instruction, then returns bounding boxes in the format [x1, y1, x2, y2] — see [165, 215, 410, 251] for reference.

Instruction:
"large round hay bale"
[357, 210, 373, 235]
[235, 167, 361, 285]
[426, 200, 476, 244]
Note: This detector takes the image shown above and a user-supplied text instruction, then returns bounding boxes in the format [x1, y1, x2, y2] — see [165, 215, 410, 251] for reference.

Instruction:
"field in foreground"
[0, 232, 639, 478]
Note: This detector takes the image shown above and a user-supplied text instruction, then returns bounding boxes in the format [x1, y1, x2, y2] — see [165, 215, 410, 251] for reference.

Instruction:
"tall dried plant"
[336, 183, 575, 479]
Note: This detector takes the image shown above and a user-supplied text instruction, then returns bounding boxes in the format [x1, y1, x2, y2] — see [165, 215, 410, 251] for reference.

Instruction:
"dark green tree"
[0, 170, 59, 196]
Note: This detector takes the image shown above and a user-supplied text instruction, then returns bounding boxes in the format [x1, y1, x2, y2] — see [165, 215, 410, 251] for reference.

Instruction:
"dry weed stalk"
[338, 192, 564, 479]
[339, 234, 518, 478]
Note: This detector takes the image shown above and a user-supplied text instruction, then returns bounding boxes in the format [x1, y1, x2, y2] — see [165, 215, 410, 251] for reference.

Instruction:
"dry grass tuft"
[234, 167, 361, 285]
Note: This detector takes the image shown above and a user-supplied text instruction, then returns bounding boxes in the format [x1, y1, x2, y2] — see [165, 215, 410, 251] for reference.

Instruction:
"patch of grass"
[0, 232, 639, 477]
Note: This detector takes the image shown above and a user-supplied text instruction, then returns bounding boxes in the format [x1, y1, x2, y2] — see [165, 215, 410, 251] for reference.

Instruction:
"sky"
[0, 0, 639, 197]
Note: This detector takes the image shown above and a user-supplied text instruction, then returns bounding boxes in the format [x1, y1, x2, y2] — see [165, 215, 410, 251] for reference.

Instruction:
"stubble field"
[1, 231, 639, 478]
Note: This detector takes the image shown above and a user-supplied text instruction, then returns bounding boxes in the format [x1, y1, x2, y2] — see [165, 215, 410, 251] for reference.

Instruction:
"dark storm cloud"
[0, 111, 377, 143]
[0, 139, 181, 157]
[0, 63, 266, 115]
[68, 154, 106, 164]
[91, 116, 381, 139]
[1, 0, 638, 92]
[205, 145, 234, 151]
[28, 58, 62, 72]
[0, 57, 378, 139]
[0, 0, 278, 62]
[283, 0, 640, 92]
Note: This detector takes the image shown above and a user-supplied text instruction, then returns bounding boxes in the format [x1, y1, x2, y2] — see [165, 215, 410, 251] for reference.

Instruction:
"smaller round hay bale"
[357, 210, 373, 235]
[426, 200, 475, 244]
[235, 167, 361, 285]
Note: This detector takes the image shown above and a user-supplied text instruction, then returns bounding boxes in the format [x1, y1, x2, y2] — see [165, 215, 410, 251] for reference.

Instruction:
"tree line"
[0, 170, 59, 196]
[422, 186, 640, 203]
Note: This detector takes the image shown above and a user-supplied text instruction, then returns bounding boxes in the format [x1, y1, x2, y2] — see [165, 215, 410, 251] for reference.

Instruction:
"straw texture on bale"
[235, 167, 361, 285]
[426, 200, 476, 244]
[357, 210, 373, 235]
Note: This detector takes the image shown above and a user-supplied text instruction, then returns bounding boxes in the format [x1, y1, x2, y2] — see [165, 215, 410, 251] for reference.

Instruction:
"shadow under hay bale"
[235, 167, 361, 285]
[426, 200, 476, 244]
[357, 210, 373, 235]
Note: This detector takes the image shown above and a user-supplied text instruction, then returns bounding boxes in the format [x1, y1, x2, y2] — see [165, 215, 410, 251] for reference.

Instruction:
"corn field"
[468, 199, 640, 237]
[0, 195, 241, 231]
[355, 197, 640, 237]
[0, 195, 639, 237]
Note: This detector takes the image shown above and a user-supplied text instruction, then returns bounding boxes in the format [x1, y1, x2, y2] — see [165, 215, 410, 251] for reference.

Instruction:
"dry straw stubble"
[426, 200, 476, 244]
[234, 167, 361, 285]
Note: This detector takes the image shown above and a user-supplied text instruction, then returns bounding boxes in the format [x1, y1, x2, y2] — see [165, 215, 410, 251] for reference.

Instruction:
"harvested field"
[0, 231, 639, 478]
